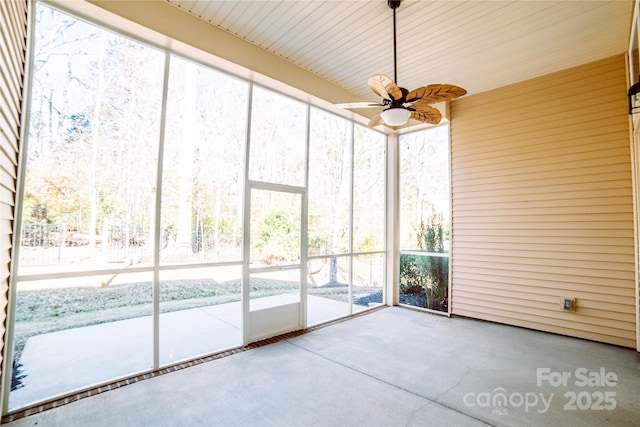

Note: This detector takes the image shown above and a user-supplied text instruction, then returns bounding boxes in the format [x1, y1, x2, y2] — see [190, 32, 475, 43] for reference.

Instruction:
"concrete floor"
[5, 307, 639, 426]
[10, 295, 371, 410]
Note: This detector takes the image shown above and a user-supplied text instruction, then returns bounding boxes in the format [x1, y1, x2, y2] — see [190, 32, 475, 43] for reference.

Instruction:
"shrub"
[399, 211, 449, 311]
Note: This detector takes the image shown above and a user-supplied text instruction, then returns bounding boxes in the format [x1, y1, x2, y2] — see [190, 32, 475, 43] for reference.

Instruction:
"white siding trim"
[0, 0, 27, 414]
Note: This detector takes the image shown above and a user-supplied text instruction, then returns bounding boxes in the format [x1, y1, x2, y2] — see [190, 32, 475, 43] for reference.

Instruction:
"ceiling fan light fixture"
[381, 107, 411, 126]
[333, 0, 465, 128]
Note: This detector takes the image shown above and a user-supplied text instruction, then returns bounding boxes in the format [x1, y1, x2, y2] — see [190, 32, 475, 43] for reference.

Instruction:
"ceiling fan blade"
[410, 105, 442, 125]
[406, 84, 467, 104]
[333, 102, 383, 109]
[368, 74, 403, 101]
[368, 112, 384, 128]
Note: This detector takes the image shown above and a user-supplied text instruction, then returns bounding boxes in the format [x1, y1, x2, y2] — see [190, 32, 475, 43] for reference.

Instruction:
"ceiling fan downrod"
[388, 0, 402, 84]
[332, 0, 466, 128]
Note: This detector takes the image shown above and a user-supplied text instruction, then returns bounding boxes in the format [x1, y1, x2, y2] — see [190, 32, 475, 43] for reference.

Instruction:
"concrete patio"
[9, 294, 372, 410]
[4, 306, 639, 426]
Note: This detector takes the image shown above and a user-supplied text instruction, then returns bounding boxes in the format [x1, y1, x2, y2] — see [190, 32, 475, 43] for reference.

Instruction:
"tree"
[160, 56, 248, 262]
[353, 124, 385, 254]
[416, 211, 448, 310]
[255, 209, 300, 265]
[24, 4, 164, 263]
[175, 62, 197, 257]
[307, 109, 351, 284]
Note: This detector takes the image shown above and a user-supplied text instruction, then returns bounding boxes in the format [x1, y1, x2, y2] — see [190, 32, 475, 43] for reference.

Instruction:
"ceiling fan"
[335, 0, 467, 128]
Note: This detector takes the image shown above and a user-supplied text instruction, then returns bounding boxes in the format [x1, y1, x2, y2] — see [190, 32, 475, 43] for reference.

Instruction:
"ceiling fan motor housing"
[388, 1, 402, 10]
[333, 0, 466, 128]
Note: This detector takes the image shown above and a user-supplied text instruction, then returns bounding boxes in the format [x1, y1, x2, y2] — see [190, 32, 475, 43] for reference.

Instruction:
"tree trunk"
[176, 63, 197, 258]
[88, 34, 106, 249]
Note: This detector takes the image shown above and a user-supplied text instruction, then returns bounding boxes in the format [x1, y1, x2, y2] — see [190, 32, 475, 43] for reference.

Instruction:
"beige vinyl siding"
[450, 55, 636, 348]
[0, 0, 28, 380]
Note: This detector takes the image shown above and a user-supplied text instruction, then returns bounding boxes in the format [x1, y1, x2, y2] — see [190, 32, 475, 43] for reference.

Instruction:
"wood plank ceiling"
[166, 0, 632, 104]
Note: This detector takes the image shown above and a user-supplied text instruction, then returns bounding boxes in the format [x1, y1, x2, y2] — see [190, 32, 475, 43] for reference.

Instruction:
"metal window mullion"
[248, 180, 305, 194]
[152, 53, 171, 370]
[242, 83, 254, 345]
[349, 124, 355, 313]
[386, 133, 400, 307]
[382, 132, 389, 306]
[249, 264, 301, 274]
[446, 123, 453, 316]
[300, 104, 310, 328]
[16, 261, 245, 282]
[400, 250, 450, 258]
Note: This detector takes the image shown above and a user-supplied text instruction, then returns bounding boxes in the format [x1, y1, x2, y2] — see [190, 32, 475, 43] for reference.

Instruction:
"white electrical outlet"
[560, 297, 576, 312]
